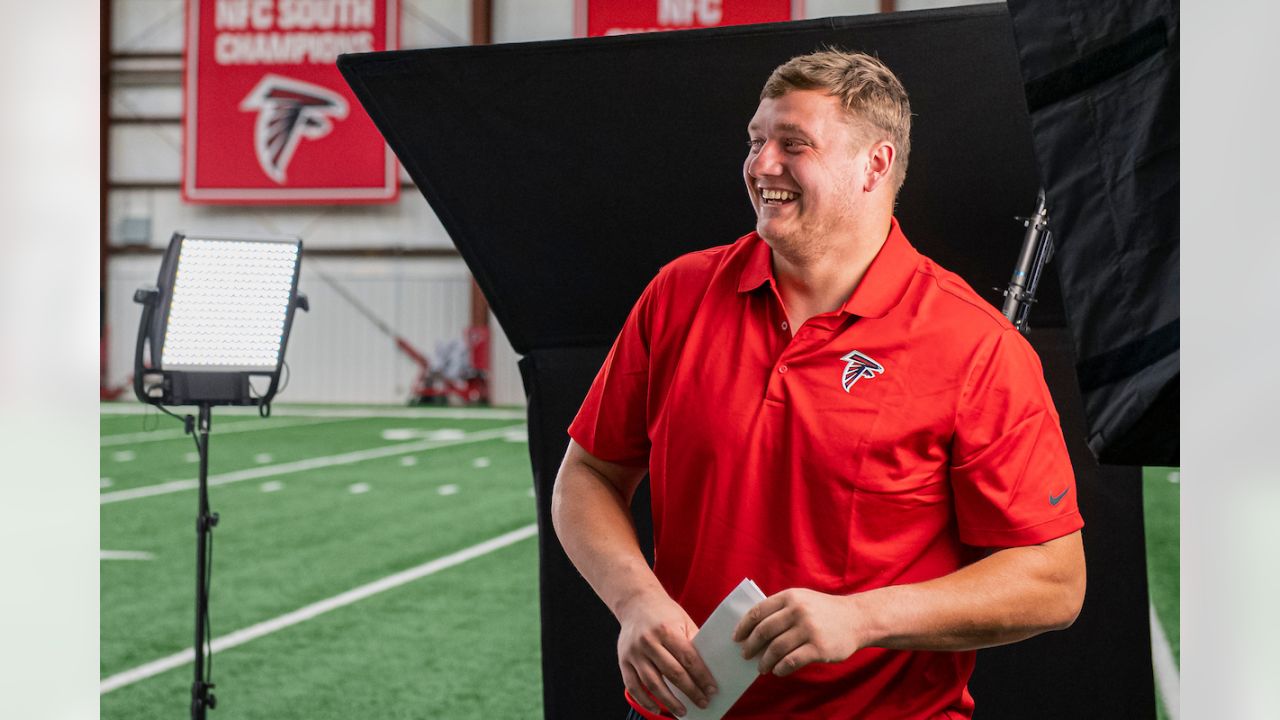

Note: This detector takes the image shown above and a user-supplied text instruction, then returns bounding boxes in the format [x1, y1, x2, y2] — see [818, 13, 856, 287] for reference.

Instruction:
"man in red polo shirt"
[552, 50, 1085, 719]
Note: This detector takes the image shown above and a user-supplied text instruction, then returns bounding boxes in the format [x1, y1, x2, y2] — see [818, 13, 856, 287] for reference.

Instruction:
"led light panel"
[161, 238, 300, 371]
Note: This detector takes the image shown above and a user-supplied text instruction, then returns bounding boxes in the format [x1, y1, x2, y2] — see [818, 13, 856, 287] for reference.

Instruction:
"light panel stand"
[191, 403, 218, 720]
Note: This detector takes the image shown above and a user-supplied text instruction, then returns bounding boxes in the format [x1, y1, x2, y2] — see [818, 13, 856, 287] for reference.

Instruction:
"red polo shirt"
[569, 218, 1082, 719]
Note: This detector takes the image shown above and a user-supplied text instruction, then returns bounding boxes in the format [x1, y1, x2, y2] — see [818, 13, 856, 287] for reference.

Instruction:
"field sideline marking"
[1149, 602, 1180, 720]
[101, 417, 346, 447]
[101, 404, 527, 421]
[101, 551, 155, 561]
[100, 523, 538, 694]
[100, 424, 526, 504]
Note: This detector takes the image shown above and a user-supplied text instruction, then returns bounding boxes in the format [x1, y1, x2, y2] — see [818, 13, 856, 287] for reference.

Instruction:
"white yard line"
[100, 523, 538, 694]
[101, 404, 527, 421]
[1150, 602, 1180, 720]
[101, 417, 345, 447]
[100, 424, 526, 504]
[100, 551, 155, 561]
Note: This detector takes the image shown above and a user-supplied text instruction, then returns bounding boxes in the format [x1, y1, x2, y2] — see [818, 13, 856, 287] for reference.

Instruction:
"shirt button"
[778, 364, 788, 374]
[781, 321, 789, 331]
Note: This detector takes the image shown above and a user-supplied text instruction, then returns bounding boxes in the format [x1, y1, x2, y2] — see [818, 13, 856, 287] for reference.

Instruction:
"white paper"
[665, 578, 767, 719]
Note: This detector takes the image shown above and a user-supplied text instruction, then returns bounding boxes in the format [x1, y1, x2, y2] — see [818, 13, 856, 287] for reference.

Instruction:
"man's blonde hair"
[761, 49, 912, 195]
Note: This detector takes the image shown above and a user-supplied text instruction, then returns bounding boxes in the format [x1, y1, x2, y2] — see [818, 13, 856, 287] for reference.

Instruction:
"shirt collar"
[735, 233, 774, 294]
[736, 217, 920, 319]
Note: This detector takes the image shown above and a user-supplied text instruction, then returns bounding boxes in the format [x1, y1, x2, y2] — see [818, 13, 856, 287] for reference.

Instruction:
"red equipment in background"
[101, 325, 129, 400]
[316, 266, 489, 405]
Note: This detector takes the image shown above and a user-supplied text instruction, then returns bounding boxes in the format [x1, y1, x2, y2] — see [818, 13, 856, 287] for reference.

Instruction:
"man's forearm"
[553, 445, 720, 715]
[853, 532, 1085, 652]
[734, 532, 1085, 676]
[550, 454, 665, 620]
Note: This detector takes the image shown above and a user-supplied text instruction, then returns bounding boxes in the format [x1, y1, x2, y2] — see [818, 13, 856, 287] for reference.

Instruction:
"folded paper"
[666, 578, 767, 720]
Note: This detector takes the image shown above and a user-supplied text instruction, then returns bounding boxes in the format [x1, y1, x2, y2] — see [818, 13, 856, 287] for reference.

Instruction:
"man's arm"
[551, 439, 718, 716]
[734, 531, 1085, 676]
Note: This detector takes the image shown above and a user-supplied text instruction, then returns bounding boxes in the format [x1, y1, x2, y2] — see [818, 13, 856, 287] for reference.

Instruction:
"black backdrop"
[340, 5, 1155, 718]
[1007, 0, 1179, 466]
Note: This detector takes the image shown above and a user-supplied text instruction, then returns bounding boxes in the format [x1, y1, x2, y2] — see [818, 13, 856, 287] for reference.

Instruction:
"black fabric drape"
[1007, 0, 1180, 465]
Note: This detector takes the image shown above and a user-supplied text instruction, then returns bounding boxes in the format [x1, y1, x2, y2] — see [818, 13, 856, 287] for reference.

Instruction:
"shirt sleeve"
[566, 274, 660, 467]
[950, 328, 1084, 547]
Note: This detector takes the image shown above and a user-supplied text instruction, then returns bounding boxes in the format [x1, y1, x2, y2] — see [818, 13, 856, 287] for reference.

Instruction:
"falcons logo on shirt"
[239, 74, 349, 184]
[840, 350, 884, 392]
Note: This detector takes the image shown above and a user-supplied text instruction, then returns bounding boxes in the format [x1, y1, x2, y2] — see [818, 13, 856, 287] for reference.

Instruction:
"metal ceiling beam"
[469, 0, 493, 331]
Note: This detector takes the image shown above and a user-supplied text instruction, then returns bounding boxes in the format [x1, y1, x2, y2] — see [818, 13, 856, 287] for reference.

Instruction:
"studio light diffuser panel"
[160, 237, 301, 372]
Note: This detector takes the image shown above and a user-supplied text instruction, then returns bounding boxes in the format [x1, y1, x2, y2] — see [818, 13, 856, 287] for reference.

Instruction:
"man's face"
[743, 90, 870, 256]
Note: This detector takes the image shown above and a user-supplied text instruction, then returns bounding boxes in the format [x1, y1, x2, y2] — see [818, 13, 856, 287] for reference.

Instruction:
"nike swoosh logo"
[1049, 489, 1070, 506]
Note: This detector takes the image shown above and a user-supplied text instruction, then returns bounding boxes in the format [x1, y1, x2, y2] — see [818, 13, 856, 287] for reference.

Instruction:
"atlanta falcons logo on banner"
[183, 0, 397, 203]
[239, 74, 349, 184]
[840, 350, 884, 392]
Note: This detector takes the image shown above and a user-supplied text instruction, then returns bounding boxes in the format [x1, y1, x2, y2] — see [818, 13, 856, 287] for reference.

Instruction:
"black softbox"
[339, 5, 1156, 718]
[1007, 0, 1180, 466]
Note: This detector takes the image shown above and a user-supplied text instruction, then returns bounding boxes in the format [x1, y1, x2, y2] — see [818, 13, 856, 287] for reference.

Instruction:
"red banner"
[183, 0, 399, 204]
[576, 0, 798, 37]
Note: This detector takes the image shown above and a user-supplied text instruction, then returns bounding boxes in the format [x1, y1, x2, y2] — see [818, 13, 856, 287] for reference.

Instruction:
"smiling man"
[551, 49, 1086, 719]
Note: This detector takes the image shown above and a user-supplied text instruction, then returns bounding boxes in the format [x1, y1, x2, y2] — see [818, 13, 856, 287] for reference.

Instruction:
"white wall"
[110, 0, 471, 53]
[107, 0, 985, 52]
[490, 0, 996, 43]
[108, 189, 455, 249]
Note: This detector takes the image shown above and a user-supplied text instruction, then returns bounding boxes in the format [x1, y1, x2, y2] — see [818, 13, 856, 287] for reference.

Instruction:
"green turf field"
[100, 404, 542, 719]
[101, 404, 1181, 719]
[1144, 466, 1180, 720]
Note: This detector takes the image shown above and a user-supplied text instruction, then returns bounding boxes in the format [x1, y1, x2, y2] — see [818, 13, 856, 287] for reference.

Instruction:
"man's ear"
[863, 141, 896, 193]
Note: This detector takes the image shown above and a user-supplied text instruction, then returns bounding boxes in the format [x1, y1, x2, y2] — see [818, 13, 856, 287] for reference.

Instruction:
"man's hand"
[732, 589, 865, 677]
[616, 590, 718, 717]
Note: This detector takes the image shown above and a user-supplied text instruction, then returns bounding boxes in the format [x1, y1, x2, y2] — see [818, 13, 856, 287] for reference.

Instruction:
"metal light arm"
[132, 286, 163, 403]
[1001, 189, 1055, 333]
